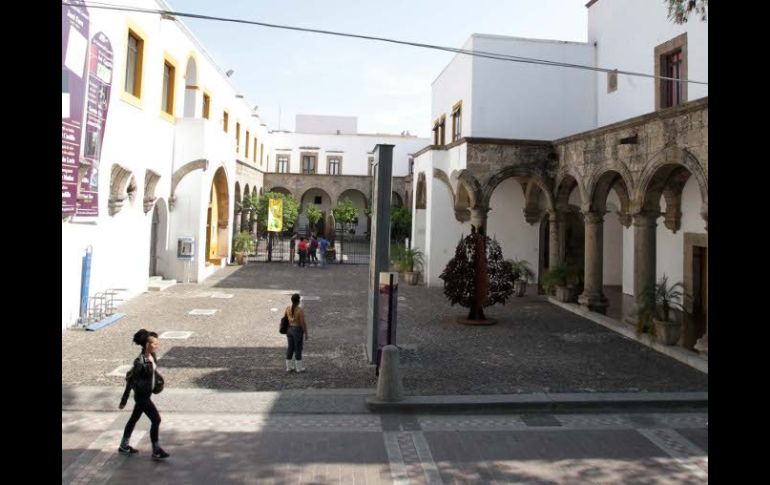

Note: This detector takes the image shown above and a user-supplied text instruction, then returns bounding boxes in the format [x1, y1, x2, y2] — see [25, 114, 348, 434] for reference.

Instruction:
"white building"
[264, 115, 429, 236]
[411, 0, 708, 355]
[62, 0, 269, 329]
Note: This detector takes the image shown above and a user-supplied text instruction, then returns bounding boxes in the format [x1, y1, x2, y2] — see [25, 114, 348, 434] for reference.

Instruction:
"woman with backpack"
[284, 293, 309, 372]
[117, 329, 170, 460]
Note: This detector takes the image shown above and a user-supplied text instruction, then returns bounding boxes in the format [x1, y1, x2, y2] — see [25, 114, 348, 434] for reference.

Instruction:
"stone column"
[633, 211, 658, 306]
[548, 211, 561, 269]
[578, 211, 608, 313]
[470, 207, 489, 235]
[234, 211, 242, 233]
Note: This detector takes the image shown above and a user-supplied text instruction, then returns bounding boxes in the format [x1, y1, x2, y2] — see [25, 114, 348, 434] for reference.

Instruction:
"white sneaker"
[295, 359, 306, 373]
[285, 359, 295, 372]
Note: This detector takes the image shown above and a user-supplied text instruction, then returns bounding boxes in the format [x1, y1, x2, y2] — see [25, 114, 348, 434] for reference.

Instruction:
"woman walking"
[118, 329, 170, 460]
[284, 293, 309, 372]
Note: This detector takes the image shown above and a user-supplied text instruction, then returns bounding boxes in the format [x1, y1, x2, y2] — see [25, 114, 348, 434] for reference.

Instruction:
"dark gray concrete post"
[366, 144, 394, 363]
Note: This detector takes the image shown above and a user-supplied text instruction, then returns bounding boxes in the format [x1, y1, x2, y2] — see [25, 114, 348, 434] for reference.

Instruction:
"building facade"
[411, 0, 708, 356]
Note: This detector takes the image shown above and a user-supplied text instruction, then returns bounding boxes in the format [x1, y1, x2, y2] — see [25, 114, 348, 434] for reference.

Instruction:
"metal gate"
[252, 233, 293, 262]
[332, 229, 370, 265]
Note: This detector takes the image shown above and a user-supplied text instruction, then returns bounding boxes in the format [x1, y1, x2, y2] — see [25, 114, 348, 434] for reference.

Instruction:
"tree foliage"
[305, 204, 323, 228]
[390, 206, 411, 242]
[332, 197, 358, 225]
[256, 191, 299, 232]
[665, 0, 707, 24]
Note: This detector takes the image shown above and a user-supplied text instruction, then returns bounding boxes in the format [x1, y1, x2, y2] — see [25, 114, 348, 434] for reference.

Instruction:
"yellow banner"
[267, 198, 283, 232]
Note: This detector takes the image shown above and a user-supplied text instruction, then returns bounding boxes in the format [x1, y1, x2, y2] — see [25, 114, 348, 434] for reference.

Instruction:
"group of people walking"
[296, 234, 330, 268]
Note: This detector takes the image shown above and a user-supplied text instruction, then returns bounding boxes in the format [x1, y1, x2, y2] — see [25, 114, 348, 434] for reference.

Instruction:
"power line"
[62, 1, 708, 86]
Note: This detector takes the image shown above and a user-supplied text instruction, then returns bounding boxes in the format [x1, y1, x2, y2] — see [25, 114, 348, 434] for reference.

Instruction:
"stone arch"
[391, 191, 403, 207]
[143, 169, 161, 214]
[637, 146, 707, 217]
[205, 165, 230, 263]
[554, 172, 583, 211]
[415, 172, 427, 210]
[433, 168, 468, 222]
[482, 165, 554, 213]
[183, 55, 199, 118]
[522, 180, 547, 225]
[267, 186, 294, 200]
[338, 188, 369, 235]
[587, 168, 633, 227]
[170, 159, 208, 210]
[300, 187, 333, 234]
[454, 170, 483, 210]
[108, 163, 134, 216]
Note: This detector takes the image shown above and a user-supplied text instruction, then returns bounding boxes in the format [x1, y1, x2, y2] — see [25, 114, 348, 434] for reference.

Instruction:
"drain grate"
[210, 293, 234, 299]
[189, 309, 218, 315]
[160, 331, 193, 339]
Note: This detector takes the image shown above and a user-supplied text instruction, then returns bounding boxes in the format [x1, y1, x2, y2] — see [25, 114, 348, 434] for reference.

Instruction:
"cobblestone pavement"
[62, 264, 708, 394]
[63, 409, 708, 484]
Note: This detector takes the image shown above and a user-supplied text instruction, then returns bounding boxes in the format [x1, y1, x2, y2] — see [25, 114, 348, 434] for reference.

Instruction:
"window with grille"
[276, 155, 289, 173]
[328, 156, 341, 175]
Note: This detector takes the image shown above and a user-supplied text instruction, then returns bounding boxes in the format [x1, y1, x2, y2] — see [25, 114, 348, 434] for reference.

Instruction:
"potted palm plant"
[401, 247, 424, 285]
[635, 275, 687, 345]
[232, 231, 255, 265]
[508, 258, 535, 297]
[542, 263, 578, 302]
[653, 275, 686, 345]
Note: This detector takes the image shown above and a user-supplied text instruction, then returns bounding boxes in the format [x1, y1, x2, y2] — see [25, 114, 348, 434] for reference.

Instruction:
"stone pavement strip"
[63, 403, 708, 484]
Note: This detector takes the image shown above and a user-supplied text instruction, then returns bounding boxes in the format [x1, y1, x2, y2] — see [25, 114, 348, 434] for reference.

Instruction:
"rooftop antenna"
[226, 69, 234, 77]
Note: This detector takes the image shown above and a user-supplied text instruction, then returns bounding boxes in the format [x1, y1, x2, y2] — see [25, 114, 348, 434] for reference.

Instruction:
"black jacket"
[120, 352, 160, 405]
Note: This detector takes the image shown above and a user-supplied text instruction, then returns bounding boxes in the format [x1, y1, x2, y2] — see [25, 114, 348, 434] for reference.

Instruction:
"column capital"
[582, 211, 604, 224]
[632, 211, 659, 227]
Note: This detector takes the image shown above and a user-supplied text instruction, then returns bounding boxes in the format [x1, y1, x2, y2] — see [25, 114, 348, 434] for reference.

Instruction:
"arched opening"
[487, 176, 542, 283]
[551, 175, 584, 299]
[233, 182, 241, 237]
[205, 167, 229, 265]
[415, 173, 427, 210]
[299, 188, 333, 236]
[641, 163, 707, 349]
[183, 57, 199, 118]
[391, 191, 403, 207]
[148, 198, 169, 277]
[588, 170, 632, 320]
[337, 189, 368, 236]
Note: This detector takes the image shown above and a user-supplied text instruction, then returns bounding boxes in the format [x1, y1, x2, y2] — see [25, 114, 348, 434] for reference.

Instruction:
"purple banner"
[62, 0, 90, 217]
[77, 32, 113, 217]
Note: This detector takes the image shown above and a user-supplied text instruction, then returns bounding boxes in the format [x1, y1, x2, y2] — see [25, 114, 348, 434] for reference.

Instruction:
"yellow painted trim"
[120, 91, 143, 109]
[185, 85, 200, 90]
[124, 19, 148, 102]
[161, 52, 178, 118]
[202, 88, 212, 120]
[159, 111, 176, 124]
[452, 99, 463, 112]
[235, 121, 241, 154]
[223, 110, 229, 132]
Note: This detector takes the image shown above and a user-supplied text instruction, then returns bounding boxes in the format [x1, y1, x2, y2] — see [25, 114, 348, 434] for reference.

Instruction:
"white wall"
[622, 224, 635, 295]
[62, 0, 265, 328]
[431, 37, 474, 140]
[601, 191, 623, 286]
[471, 35, 596, 140]
[267, 131, 428, 177]
[296, 114, 357, 135]
[588, 0, 708, 126]
[426, 178, 466, 287]
[486, 178, 540, 279]
[655, 177, 705, 287]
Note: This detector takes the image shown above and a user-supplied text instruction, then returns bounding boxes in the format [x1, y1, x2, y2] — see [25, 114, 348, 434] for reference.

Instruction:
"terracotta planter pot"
[654, 318, 681, 345]
[513, 279, 527, 297]
[555, 286, 573, 302]
[404, 271, 419, 285]
[234, 252, 245, 265]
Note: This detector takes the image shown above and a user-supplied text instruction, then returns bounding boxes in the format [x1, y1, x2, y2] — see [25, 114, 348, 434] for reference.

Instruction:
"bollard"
[375, 345, 404, 402]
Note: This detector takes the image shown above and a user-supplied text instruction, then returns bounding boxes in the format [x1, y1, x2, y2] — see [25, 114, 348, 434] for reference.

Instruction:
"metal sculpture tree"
[439, 226, 514, 322]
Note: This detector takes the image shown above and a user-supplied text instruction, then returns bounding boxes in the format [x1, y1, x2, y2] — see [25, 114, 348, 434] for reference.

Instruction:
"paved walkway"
[63, 404, 708, 484]
[63, 264, 708, 395]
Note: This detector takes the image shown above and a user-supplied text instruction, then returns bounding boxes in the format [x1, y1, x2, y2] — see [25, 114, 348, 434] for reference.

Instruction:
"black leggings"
[122, 393, 161, 444]
[286, 326, 304, 360]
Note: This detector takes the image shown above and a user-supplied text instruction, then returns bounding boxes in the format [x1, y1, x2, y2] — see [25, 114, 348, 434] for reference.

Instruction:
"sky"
[166, 0, 588, 137]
